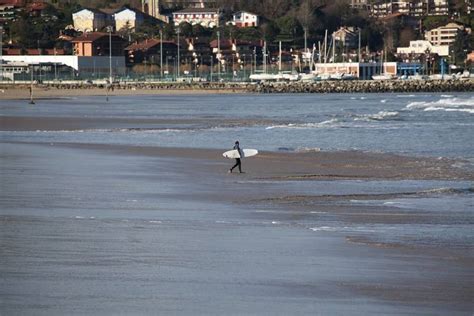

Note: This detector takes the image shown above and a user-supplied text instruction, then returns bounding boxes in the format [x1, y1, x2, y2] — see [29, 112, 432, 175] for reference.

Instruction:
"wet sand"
[1, 105, 474, 315]
[0, 85, 245, 100]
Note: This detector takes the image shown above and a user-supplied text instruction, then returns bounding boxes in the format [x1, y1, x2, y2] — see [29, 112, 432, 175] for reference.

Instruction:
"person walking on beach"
[229, 141, 243, 173]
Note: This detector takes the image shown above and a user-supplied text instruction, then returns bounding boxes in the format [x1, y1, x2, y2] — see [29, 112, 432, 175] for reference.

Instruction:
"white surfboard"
[223, 149, 258, 159]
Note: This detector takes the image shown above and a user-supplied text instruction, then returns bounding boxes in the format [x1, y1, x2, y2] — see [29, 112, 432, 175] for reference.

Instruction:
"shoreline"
[7, 141, 472, 181]
[1, 79, 473, 99]
[2, 140, 473, 314]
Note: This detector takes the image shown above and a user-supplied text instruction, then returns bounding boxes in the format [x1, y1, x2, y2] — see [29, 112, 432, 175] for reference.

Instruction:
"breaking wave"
[265, 118, 341, 130]
[406, 97, 474, 114]
[354, 111, 400, 121]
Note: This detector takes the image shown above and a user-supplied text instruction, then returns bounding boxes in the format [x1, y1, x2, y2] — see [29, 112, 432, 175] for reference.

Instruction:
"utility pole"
[54, 47, 57, 81]
[358, 28, 361, 63]
[177, 27, 180, 79]
[107, 26, 113, 84]
[29, 65, 35, 104]
[279, 41, 282, 73]
[217, 30, 221, 81]
[0, 26, 3, 82]
[160, 29, 163, 79]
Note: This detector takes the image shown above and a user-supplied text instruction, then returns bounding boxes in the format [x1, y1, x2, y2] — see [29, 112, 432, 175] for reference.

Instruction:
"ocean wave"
[406, 97, 474, 114]
[295, 147, 321, 153]
[33, 128, 187, 133]
[353, 111, 400, 121]
[266, 118, 341, 130]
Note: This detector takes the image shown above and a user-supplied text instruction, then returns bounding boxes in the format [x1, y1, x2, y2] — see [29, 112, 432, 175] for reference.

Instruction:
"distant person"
[229, 141, 243, 173]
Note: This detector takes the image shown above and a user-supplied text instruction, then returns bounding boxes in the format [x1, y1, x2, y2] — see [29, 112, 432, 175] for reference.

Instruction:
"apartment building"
[425, 22, 471, 46]
[371, 0, 448, 17]
[172, 8, 220, 27]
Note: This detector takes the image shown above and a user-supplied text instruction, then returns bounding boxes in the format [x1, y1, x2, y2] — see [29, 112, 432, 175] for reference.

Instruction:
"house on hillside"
[231, 11, 259, 28]
[113, 7, 146, 31]
[172, 8, 221, 27]
[425, 22, 472, 47]
[125, 38, 178, 65]
[113, 7, 164, 32]
[72, 8, 112, 32]
[71, 32, 126, 57]
[332, 27, 359, 49]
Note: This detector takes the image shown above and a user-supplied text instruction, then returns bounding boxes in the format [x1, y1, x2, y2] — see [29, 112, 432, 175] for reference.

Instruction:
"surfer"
[229, 141, 243, 173]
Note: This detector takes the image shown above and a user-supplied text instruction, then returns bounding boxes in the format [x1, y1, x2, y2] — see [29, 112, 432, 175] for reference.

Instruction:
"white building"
[232, 12, 259, 28]
[396, 40, 449, 56]
[172, 8, 221, 27]
[72, 8, 111, 32]
[425, 22, 471, 47]
[0, 55, 126, 77]
[113, 7, 145, 31]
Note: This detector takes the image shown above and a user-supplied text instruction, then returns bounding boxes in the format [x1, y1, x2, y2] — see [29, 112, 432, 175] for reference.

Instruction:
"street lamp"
[106, 25, 113, 84]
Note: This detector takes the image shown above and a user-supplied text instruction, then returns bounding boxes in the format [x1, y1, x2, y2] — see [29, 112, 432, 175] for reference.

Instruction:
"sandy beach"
[0, 84, 247, 100]
[1, 94, 473, 314]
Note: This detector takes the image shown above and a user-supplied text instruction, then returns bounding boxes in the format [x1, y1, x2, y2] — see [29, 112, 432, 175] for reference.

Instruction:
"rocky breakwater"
[251, 79, 474, 93]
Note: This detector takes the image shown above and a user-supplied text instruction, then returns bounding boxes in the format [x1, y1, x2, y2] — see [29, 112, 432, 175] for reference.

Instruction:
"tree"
[260, 22, 280, 42]
[399, 27, 417, 47]
[179, 22, 193, 37]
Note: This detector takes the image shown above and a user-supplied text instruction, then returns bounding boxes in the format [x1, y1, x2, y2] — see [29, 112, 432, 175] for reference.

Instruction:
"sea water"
[1, 92, 473, 160]
[1, 92, 473, 314]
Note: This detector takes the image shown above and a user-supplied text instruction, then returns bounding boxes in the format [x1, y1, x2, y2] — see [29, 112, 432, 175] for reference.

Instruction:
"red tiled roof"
[4, 48, 22, 55]
[71, 32, 123, 43]
[125, 39, 176, 51]
[26, 48, 41, 55]
[173, 8, 219, 14]
[27, 1, 47, 11]
[44, 48, 66, 55]
[209, 39, 232, 49]
[0, 0, 25, 7]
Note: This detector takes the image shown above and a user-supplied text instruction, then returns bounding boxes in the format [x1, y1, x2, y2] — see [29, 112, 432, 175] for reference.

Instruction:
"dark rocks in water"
[2, 79, 472, 94]
[250, 80, 474, 94]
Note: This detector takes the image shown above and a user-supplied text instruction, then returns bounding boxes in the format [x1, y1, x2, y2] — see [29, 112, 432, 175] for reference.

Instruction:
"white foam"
[295, 147, 321, 153]
[310, 226, 337, 232]
[406, 97, 474, 114]
[149, 220, 162, 224]
[354, 111, 400, 121]
[266, 118, 341, 130]
[380, 99, 387, 103]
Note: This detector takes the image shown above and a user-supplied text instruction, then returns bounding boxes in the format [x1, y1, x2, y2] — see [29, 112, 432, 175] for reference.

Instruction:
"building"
[71, 32, 126, 57]
[159, 0, 216, 8]
[466, 51, 474, 63]
[332, 27, 359, 49]
[425, 22, 471, 47]
[396, 40, 449, 56]
[72, 8, 111, 32]
[141, 0, 169, 22]
[125, 38, 178, 65]
[231, 11, 259, 28]
[371, 0, 449, 17]
[172, 8, 220, 27]
[314, 62, 421, 80]
[349, 0, 369, 9]
[142, 0, 160, 18]
[0, 0, 25, 6]
[113, 7, 145, 31]
[0, 55, 126, 78]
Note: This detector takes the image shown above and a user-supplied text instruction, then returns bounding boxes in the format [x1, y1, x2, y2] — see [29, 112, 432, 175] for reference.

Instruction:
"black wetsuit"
[230, 144, 242, 173]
